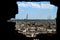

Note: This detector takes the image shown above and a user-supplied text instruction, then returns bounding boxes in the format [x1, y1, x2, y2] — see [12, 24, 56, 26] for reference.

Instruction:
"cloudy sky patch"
[17, 2, 54, 9]
[15, 2, 58, 19]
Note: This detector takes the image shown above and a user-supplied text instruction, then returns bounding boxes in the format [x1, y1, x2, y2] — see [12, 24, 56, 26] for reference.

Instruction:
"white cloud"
[18, 2, 54, 9]
[40, 4, 54, 9]
[18, 3, 27, 7]
[30, 2, 40, 8]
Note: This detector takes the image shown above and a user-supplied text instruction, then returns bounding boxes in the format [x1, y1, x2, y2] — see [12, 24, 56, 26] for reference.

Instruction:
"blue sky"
[15, 1, 58, 19]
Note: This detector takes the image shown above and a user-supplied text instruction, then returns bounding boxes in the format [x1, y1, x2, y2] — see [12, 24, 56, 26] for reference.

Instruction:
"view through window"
[8, 1, 58, 37]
